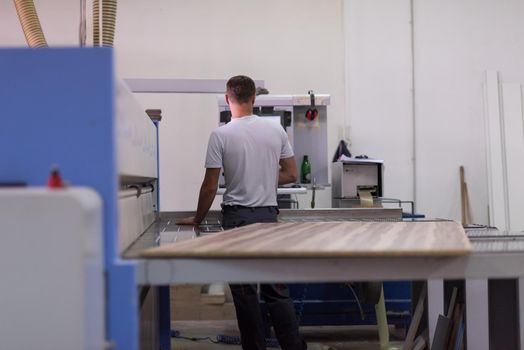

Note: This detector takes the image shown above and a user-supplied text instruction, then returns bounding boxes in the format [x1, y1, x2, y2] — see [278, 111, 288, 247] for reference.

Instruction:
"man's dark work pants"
[222, 205, 307, 350]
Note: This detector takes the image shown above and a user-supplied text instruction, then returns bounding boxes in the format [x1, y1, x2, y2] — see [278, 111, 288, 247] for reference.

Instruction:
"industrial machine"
[0, 47, 403, 348]
[4, 48, 524, 350]
[0, 188, 105, 350]
[332, 158, 384, 208]
[331, 158, 419, 217]
[218, 93, 330, 186]
[0, 48, 164, 350]
[218, 93, 330, 208]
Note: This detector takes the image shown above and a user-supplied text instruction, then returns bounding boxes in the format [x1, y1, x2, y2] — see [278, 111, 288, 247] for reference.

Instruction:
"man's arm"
[177, 168, 221, 225]
[279, 156, 298, 185]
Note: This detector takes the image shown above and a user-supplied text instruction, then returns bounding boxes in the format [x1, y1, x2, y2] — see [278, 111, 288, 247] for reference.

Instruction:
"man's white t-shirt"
[205, 115, 294, 207]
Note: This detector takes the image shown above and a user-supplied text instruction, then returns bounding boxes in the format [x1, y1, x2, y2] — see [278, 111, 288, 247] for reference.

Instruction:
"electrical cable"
[79, 0, 86, 46]
[171, 330, 280, 348]
[346, 283, 365, 321]
[170, 330, 219, 344]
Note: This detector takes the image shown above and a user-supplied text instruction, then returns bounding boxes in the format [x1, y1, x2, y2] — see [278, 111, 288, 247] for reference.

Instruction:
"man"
[177, 75, 306, 350]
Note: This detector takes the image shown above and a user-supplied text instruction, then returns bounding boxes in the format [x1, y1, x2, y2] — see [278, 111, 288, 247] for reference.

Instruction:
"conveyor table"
[124, 210, 524, 350]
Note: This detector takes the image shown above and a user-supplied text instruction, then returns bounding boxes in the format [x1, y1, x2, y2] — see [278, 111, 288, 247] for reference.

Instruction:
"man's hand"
[176, 216, 199, 226]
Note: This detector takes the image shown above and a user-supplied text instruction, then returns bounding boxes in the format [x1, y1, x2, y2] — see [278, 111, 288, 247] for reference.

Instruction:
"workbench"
[124, 210, 524, 350]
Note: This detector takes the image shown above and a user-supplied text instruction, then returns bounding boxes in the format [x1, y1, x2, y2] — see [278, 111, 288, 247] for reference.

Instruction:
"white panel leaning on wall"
[484, 71, 524, 231]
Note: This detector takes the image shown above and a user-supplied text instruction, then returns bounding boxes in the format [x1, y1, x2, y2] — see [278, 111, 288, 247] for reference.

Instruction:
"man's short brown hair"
[226, 75, 256, 104]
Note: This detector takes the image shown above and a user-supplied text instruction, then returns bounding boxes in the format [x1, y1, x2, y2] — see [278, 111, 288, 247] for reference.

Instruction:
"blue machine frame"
[0, 48, 157, 350]
[288, 282, 411, 328]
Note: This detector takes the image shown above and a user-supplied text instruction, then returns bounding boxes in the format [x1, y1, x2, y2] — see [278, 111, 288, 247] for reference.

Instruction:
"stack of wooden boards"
[431, 288, 465, 350]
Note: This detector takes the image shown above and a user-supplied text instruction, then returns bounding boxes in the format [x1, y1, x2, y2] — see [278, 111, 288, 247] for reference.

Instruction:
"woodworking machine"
[218, 94, 330, 207]
[218, 93, 330, 186]
[0, 48, 161, 350]
[2, 48, 524, 350]
[332, 158, 384, 208]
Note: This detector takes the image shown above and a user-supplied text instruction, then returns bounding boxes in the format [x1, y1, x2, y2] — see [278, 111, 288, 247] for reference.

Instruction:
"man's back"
[205, 115, 293, 207]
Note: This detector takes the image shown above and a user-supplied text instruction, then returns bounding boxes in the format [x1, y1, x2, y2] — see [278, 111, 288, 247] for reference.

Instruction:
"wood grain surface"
[141, 221, 472, 258]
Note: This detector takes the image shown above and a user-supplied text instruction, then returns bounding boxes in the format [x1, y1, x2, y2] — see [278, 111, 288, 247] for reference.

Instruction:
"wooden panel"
[142, 221, 472, 258]
[502, 84, 524, 231]
[484, 71, 508, 230]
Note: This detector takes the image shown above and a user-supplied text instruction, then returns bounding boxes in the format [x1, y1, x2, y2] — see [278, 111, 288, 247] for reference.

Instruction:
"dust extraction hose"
[93, 0, 118, 47]
[13, 0, 48, 47]
[102, 0, 117, 46]
[93, 0, 100, 46]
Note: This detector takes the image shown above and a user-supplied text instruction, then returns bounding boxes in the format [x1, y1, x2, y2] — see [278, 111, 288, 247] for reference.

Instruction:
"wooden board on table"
[141, 221, 472, 258]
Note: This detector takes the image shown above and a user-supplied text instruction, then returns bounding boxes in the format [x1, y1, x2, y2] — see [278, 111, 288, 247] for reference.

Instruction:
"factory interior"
[2, 0, 524, 349]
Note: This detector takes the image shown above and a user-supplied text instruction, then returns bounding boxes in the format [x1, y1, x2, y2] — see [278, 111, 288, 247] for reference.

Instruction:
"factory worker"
[177, 75, 306, 350]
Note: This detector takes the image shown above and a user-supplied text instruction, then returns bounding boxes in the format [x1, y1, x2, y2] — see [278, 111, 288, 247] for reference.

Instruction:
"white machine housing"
[117, 82, 159, 253]
[331, 159, 384, 208]
[0, 188, 104, 350]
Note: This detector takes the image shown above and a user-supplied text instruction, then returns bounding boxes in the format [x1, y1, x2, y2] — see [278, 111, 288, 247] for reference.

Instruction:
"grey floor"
[171, 320, 405, 350]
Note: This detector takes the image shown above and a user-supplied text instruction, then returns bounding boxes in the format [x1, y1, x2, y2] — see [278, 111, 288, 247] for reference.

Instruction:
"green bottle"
[301, 155, 311, 184]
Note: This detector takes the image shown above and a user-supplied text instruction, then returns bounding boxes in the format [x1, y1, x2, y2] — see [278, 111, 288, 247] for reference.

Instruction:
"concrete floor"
[171, 320, 405, 350]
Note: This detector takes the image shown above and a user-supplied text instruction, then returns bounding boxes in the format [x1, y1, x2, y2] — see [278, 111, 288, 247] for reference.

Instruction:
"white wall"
[0, 1, 79, 45]
[344, 0, 524, 223]
[0, 0, 346, 211]
[414, 0, 524, 223]
[115, 0, 346, 211]
[3, 1, 524, 221]
[343, 0, 414, 205]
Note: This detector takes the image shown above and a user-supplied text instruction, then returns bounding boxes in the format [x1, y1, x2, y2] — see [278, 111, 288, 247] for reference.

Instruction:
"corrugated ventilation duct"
[13, 0, 48, 48]
[93, 0, 100, 46]
[102, 0, 117, 47]
[93, 0, 118, 47]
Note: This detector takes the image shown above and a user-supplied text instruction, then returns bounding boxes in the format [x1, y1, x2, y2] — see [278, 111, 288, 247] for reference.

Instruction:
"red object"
[305, 108, 318, 121]
[48, 169, 64, 188]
